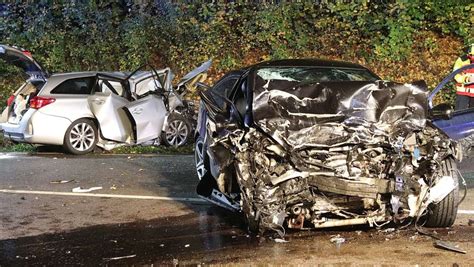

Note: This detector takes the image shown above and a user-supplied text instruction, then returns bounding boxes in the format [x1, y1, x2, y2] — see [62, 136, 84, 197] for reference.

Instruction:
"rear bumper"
[1, 109, 35, 142]
[1, 109, 71, 145]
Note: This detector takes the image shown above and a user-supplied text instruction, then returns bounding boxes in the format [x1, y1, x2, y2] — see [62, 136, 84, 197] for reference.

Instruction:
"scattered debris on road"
[381, 228, 396, 233]
[103, 254, 136, 261]
[50, 179, 75, 184]
[330, 234, 346, 248]
[273, 238, 289, 243]
[433, 240, 467, 254]
[72, 187, 102, 193]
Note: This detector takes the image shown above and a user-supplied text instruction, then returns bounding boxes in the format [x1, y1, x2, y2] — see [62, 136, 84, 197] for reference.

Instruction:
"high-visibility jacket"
[453, 55, 474, 96]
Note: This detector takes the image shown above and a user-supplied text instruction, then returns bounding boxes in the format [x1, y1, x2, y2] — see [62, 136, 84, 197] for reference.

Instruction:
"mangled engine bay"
[208, 77, 459, 235]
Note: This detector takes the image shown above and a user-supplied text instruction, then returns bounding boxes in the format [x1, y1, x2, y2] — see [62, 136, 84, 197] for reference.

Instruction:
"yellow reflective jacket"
[453, 55, 474, 95]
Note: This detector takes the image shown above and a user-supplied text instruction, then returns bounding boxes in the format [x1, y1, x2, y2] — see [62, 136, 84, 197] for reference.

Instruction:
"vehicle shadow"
[0, 205, 250, 265]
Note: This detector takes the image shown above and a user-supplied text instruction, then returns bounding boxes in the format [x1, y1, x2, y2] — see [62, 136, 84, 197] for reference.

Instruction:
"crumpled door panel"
[124, 94, 166, 144]
[88, 93, 133, 143]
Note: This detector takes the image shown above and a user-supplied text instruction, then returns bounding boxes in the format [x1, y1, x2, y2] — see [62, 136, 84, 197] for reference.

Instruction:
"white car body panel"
[28, 110, 71, 145]
[125, 94, 166, 144]
[1, 109, 36, 141]
[88, 93, 132, 143]
[2, 108, 70, 145]
[38, 96, 94, 123]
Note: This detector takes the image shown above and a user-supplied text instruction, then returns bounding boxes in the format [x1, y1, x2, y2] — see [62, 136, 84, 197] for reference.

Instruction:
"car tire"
[162, 113, 191, 147]
[63, 118, 98, 155]
[425, 158, 459, 227]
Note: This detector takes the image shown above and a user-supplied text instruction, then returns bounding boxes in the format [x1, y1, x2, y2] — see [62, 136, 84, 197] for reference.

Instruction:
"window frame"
[50, 76, 96, 95]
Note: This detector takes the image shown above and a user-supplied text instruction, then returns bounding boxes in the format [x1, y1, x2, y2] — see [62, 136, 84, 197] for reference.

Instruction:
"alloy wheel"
[69, 122, 96, 152]
[165, 120, 189, 147]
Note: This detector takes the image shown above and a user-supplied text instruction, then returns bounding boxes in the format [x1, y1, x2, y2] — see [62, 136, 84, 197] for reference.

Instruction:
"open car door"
[88, 76, 133, 143]
[89, 74, 167, 144]
[429, 64, 474, 140]
[124, 94, 166, 144]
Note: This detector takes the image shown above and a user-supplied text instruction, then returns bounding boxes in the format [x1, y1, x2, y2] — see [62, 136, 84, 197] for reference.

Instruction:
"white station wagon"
[0, 45, 210, 154]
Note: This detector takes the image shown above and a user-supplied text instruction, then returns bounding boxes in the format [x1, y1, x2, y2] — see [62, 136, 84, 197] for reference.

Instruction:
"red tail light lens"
[30, 96, 55, 109]
[7, 95, 15, 106]
[22, 50, 32, 58]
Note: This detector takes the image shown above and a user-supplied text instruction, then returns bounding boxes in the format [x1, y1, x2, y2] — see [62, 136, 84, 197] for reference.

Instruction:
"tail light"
[30, 96, 55, 109]
[7, 95, 15, 106]
[22, 50, 32, 58]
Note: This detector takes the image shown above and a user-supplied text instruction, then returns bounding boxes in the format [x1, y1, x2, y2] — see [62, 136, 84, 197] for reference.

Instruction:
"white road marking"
[0, 189, 472, 213]
[0, 189, 206, 203]
[458, 210, 474, 215]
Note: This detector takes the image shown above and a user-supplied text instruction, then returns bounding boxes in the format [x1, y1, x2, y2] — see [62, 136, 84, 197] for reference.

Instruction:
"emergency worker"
[453, 44, 474, 110]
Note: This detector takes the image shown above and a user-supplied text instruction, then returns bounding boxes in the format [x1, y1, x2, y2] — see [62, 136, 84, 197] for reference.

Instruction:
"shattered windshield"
[256, 67, 378, 87]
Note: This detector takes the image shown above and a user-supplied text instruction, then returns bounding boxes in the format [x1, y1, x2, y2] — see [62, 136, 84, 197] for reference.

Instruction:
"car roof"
[50, 71, 129, 79]
[50, 70, 159, 81]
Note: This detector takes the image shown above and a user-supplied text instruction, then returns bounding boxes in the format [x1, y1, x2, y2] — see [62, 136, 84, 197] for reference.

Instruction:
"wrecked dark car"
[194, 59, 460, 235]
[429, 64, 474, 152]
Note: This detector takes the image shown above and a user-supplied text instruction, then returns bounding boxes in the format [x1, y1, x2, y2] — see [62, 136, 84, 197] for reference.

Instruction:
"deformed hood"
[176, 59, 212, 89]
[252, 78, 429, 150]
[0, 44, 48, 80]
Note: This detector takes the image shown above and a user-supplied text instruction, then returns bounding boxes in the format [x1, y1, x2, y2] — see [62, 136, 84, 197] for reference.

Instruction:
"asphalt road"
[0, 152, 473, 265]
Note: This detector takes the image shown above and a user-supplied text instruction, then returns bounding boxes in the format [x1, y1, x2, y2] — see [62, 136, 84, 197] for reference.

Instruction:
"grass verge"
[0, 133, 194, 154]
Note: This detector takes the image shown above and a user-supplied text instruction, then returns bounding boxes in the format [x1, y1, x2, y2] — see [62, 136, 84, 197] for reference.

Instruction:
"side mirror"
[430, 103, 453, 120]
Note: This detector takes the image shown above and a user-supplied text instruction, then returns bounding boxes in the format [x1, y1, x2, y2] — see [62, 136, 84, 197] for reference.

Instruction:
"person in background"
[453, 44, 474, 110]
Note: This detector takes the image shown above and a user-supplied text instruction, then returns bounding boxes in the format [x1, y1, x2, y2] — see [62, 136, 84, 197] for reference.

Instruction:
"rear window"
[51, 77, 94, 94]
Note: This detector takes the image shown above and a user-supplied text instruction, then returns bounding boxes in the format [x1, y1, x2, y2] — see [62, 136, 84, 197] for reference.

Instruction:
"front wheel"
[161, 113, 191, 147]
[63, 118, 98, 155]
[425, 158, 459, 227]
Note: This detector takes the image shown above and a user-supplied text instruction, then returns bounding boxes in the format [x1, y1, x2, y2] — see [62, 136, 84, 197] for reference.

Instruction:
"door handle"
[132, 107, 143, 114]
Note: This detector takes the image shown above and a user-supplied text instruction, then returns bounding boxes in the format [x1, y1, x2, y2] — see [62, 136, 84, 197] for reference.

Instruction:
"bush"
[0, 1, 472, 108]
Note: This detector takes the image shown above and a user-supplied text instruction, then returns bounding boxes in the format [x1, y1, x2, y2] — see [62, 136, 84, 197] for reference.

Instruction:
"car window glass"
[51, 77, 94, 94]
[211, 77, 238, 108]
[233, 79, 247, 116]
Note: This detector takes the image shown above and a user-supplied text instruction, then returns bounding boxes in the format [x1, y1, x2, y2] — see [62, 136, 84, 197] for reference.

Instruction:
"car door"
[88, 77, 134, 143]
[90, 73, 168, 144]
[124, 94, 166, 144]
[199, 74, 241, 178]
[429, 64, 474, 140]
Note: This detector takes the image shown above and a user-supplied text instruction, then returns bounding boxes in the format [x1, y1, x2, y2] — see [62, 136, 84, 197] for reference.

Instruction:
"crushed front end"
[207, 76, 459, 235]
